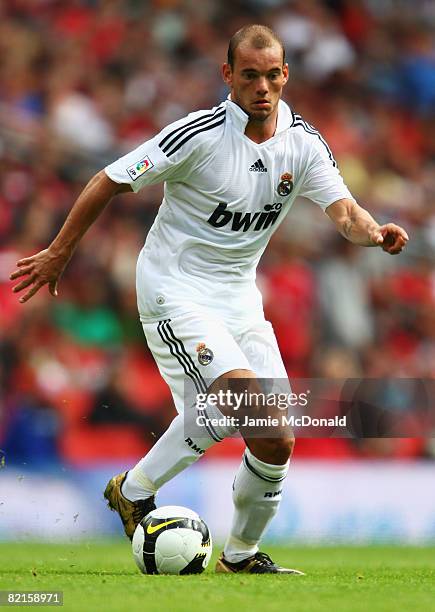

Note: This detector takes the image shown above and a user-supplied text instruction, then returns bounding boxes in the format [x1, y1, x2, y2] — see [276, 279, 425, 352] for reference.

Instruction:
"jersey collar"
[225, 95, 293, 137]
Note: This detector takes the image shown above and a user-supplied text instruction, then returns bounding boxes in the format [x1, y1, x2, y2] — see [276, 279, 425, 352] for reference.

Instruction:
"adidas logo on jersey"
[249, 159, 267, 172]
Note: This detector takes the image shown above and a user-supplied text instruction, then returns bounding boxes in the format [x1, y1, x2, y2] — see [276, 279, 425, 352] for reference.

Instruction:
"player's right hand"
[9, 248, 70, 303]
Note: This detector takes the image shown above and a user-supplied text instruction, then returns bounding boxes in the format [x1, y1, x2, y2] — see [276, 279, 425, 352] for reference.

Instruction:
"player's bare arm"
[326, 197, 409, 254]
[10, 170, 132, 303]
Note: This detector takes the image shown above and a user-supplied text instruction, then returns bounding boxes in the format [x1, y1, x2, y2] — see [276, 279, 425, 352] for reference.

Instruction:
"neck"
[244, 111, 278, 144]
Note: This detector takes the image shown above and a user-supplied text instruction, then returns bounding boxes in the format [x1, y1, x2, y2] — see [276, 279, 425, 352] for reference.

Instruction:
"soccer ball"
[132, 505, 212, 575]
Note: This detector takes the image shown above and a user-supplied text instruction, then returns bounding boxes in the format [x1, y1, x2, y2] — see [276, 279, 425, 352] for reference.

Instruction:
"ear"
[282, 63, 289, 86]
[222, 63, 233, 87]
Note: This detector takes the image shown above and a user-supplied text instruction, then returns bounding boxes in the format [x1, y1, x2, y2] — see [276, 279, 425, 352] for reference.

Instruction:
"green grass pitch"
[1, 542, 434, 612]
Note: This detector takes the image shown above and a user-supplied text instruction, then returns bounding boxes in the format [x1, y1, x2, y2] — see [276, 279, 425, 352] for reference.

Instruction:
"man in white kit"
[10, 25, 408, 574]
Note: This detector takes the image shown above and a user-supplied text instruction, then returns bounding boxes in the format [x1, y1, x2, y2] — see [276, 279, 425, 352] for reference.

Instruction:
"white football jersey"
[105, 98, 354, 323]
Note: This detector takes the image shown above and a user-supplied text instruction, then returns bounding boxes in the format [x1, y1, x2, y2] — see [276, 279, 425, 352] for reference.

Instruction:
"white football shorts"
[142, 309, 288, 415]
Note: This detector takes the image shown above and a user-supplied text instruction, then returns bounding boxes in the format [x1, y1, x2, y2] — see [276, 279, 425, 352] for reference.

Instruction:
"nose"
[256, 76, 268, 95]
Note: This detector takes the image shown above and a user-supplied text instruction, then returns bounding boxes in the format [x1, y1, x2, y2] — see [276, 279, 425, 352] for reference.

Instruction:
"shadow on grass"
[1, 569, 136, 577]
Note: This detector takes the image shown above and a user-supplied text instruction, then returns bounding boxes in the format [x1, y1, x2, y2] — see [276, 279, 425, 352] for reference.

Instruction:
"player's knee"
[215, 368, 258, 392]
[210, 368, 262, 418]
[246, 437, 295, 465]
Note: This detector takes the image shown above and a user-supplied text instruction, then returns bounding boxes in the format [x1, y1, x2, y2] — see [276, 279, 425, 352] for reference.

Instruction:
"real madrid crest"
[196, 342, 214, 366]
[277, 172, 293, 197]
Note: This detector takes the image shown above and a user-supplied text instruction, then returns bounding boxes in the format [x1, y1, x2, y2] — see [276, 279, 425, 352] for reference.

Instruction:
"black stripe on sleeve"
[158, 105, 225, 149]
[292, 115, 337, 168]
[164, 115, 226, 158]
[160, 108, 225, 154]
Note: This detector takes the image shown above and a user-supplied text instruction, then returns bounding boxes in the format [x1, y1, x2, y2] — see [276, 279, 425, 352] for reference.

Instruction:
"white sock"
[121, 412, 217, 501]
[224, 448, 289, 563]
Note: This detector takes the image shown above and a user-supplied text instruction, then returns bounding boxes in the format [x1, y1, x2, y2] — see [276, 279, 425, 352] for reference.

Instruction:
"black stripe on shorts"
[157, 320, 222, 442]
[157, 320, 204, 394]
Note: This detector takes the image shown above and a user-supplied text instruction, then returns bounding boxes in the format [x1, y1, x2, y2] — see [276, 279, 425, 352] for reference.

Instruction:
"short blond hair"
[227, 25, 285, 68]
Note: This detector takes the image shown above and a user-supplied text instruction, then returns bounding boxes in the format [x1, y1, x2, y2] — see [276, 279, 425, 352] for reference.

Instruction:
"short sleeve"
[298, 137, 355, 210]
[104, 131, 192, 193]
[104, 104, 226, 193]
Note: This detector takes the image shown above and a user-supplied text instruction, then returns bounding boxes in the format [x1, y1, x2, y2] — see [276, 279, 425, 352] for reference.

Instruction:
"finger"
[17, 256, 36, 266]
[382, 242, 400, 253]
[383, 231, 404, 246]
[49, 280, 58, 297]
[392, 235, 406, 248]
[372, 232, 384, 245]
[19, 281, 44, 303]
[381, 225, 409, 241]
[9, 265, 35, 280]
[12, 273, 38, 293]
[383, 237, 405, 254]
[389, 228, 409, 242]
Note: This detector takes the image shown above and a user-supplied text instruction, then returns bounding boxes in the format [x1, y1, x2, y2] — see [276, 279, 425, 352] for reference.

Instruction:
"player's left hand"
[370, 223, 409, 254]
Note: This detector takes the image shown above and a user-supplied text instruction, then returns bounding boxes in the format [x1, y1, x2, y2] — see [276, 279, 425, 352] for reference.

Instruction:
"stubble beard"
[248, 104, 277, 124]
[248, 111, 270, 123]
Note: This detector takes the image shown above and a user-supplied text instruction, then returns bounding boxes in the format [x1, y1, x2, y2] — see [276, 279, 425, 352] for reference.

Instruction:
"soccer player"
[10, 25, 408, 574]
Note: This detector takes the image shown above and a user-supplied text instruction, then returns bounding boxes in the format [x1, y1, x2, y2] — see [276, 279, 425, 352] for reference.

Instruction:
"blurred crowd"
[1, 0, 434, 466]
